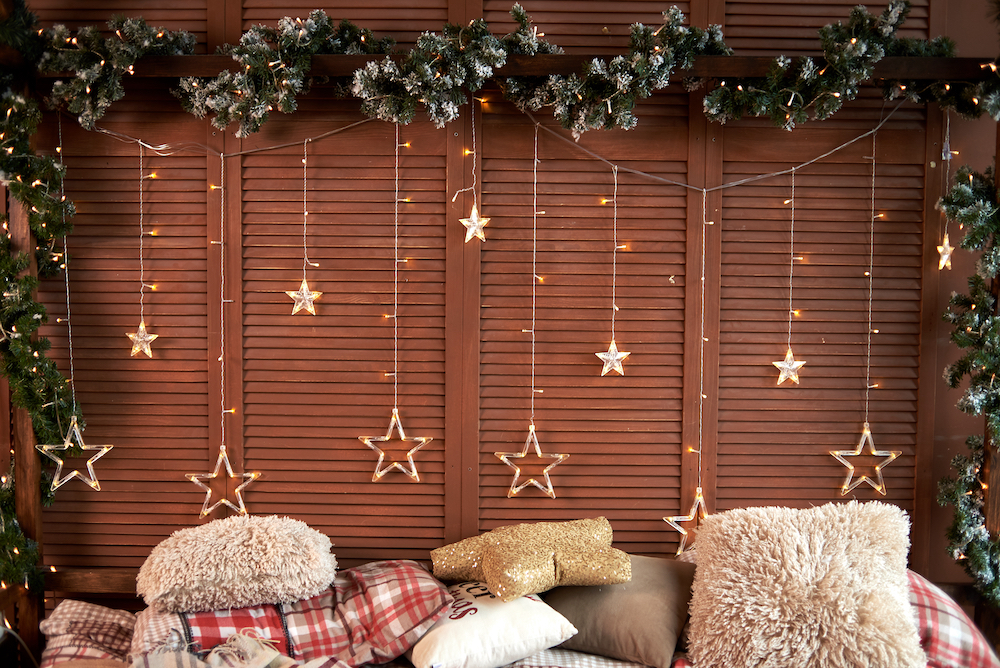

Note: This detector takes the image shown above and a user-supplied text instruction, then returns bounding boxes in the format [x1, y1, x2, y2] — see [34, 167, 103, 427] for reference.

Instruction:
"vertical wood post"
[9, 200, 42, 664]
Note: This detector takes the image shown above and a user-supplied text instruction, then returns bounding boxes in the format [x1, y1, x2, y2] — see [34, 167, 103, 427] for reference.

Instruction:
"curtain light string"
[218, 155, 228, 450]
[451, 98, 478, 204]
[302, 138, 317, 276]
[530, 122, 539, 422]
[786, 168, 796, 350]
[696, 188, 708, 488]
[58, 114, 77, 415]
[864, 131, 877, 428]
[610, 165, 619, 341]
[138, 143, 147, 321]
[393, 123, 401, 411]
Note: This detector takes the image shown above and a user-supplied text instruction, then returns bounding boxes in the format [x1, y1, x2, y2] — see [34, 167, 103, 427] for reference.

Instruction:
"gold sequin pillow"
[430, 517, 631, 602]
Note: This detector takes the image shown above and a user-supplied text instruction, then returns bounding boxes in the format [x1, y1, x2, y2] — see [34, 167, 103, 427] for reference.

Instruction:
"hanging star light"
[495, 423, 569, 499]
[663, 485, 709, 555]
[596, 339, 630, 376]
[772, 348, 806, 385]
[186, 445, 260, 517]
[127, 319, 158, 357]
[460, 204, 490, 242]
[358, 408, 432, 482]
[286, 278, 321, 315]
[938, 231, 954, 270]
[830, 423, 900, 495]
[36, 416, 113, 491]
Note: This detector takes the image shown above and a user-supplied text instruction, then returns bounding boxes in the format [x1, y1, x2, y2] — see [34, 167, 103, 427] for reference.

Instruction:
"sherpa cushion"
[430, 517, 631, 601]
[687, 501, 926, 668]
[136, 514, 337, 613]
[544, 555, 695, 668]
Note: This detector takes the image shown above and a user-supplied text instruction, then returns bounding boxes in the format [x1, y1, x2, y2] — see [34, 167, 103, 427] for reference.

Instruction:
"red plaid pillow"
[909, 570, 1000, 668]
[183, 604, 291, 657]
[40, 600, 136, 668]
[284, 559, 451, 664]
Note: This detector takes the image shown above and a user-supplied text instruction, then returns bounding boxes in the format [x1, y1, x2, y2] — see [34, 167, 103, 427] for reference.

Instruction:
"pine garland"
[938, 164, 1000, 603]
[177, 10, 392, 138]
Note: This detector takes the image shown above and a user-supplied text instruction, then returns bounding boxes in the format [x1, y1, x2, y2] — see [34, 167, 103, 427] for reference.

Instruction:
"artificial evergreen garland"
[177, 10, 392, 138]
[938, 164, 1000, 603]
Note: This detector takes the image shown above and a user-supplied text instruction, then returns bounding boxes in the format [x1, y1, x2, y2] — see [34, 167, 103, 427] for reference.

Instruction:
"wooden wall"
[4, 0, 987, 592]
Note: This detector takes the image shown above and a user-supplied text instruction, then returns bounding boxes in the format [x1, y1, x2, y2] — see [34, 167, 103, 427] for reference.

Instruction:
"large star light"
[495, 423, 569, 499]
[186, 445, 260, 517]
[36, 416, 114, 492]
[830, 423, 900, 495]
[460, 204, 490, 242]
[127, 320, 158, 357]
[663, 486, 709, 555]
[358, 408, 432, 482]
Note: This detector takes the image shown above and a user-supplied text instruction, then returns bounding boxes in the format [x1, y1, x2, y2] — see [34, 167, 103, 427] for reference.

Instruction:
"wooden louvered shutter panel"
[239, 94, 448, 567]
[479, 95, 691, 555]
[714, 96, 926, 512]
[36, 81, 211, 569]
[724, 0, 930, 55]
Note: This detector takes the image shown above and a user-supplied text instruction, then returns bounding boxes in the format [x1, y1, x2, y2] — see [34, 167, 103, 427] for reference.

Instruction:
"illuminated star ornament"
[830, 422, 900, 495]
[186, 445, 260, 517]
[359, 408, 432, 482]
[495, 423, 569, 499]
[663, 485, 709, 555]
[460, 204, 490, 243]
[596, 339, 630, 376]
[36, 416, 113, 491]
[772, 348, 806, 385]
[286, 278, 321, 315]
[127, 319, 158, 357]
[938, 231, 954, 270]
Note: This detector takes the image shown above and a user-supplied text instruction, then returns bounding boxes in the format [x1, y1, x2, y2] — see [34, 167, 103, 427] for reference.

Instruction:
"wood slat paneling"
[479, 94, 689, 555]
[715, 93, 926, 511]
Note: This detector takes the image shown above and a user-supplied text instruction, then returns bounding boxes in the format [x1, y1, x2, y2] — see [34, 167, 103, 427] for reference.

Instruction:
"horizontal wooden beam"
[77, 54, 995, 81]
[46, 568, 138, 596]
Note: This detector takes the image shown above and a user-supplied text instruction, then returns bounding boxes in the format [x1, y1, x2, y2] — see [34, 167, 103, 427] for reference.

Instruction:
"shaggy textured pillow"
[430, 517, 631, 601]
[687, 501, 926, 668]
[544, 555, 695, 668]
[136, 514, 337, 613]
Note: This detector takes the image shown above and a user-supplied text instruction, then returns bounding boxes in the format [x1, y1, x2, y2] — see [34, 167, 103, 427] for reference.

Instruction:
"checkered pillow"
[40, 599, 135, 668]
[909, 570, 1000, 668]
[131, 559, 450, 666]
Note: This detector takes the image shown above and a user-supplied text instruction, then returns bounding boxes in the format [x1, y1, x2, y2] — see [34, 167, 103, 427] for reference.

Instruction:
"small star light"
[127, 319, 158, 357]
[186, 445, 260, 517]
[596, 339, 630, 376]
[36, 416, 113, 492]
[358, 408, 433, 482]
[495, 423, 569, 499]
[664, 486, 709, 555]
[460, 204, 490, 243]
[938, 231, 954, 270]
[830, 423, 901, 495]
[772, 348, 806, 385]
[286, 278, 321, 315]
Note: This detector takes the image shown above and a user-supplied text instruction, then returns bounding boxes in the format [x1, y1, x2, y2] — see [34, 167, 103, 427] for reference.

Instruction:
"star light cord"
[662, 189, 711, 553]
[185, 154, 260, 516]
[830, 131, 900, 496]
[125, 144, 159, 357]
[453, 99, 490, 243]
[773, 168, 807, 385]
[494, 123, 568, 499]
[286, 138, 322, 314]
[357, 125, 432, 482]
[596, 165, 630, 376]
[36, 116, 114, 492]
[938, 111, 955, 270]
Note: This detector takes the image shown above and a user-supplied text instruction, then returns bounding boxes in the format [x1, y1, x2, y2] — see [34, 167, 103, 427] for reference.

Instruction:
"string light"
[664, 189, 713, 553]
[496, 122, 568, 498]
[187, 155, 259, 515]
[36, 117, 115, 492]
[358, 125, 432, 481]
[938, 111, 955, 270]
[773, 167, 806, 384]
[126, 144, 158, 357]
[285, 138, 321, 314]
[830, 131, 900, 495]
[596, 165, 630, 376]
[457, 99, 490, 242]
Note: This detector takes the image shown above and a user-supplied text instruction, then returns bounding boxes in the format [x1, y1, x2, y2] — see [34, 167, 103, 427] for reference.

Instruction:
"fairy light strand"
[865, 132, 876, 423]
[138, 144, 146, 320]
[302, 138, 314, 278]
[611, 165, 619, 340]
[58, 115, 77, 413]
[393, 123, 401, 410]
[218, 155, 228, 449]
[787, 168, 796, 350]
[531, 123, 539, 420]
[452, 98, 478, 205]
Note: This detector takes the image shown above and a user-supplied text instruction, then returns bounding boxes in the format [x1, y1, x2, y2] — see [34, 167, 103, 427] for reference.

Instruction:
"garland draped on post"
[0, 0, 999, 591]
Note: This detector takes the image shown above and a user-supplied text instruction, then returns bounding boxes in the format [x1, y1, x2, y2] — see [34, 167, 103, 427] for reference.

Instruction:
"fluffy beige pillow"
[687, 501, 925, 668]
[430, 517, 631, 602]
[136, 514, 337, 613]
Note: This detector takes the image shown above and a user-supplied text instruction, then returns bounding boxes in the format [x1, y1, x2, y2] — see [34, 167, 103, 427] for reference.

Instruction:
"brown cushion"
[543, 555, 695, 668]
